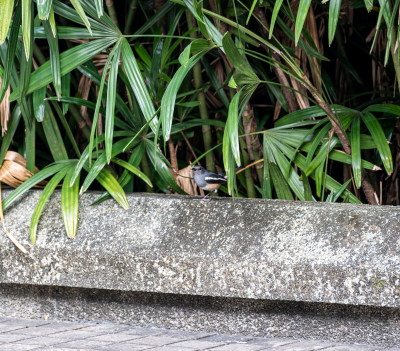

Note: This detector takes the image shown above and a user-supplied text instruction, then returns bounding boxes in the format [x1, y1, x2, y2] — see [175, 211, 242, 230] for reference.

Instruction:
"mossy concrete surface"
[0, 190, 400, 307]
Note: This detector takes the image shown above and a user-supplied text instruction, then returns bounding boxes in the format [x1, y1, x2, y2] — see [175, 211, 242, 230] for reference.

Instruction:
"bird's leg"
[201, 189, 217, 201]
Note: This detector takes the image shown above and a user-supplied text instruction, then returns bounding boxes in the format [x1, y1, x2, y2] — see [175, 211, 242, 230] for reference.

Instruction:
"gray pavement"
[0, 317, 398, 351]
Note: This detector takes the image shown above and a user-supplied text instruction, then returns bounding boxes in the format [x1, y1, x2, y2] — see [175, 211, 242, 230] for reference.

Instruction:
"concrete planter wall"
[1, 190, 399, 308]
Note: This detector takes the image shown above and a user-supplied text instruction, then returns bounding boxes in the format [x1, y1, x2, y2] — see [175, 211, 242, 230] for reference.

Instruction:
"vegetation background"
[0, 0, 399, 243]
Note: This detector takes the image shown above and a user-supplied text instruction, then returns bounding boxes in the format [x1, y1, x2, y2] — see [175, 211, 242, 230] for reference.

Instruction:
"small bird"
[192, 165, 227, 199]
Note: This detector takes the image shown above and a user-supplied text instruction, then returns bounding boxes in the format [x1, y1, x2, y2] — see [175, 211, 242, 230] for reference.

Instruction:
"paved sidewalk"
[0, 317, 397, 351]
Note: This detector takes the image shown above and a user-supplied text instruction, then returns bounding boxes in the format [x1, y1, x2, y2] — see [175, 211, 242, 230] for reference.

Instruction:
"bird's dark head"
[192, 165, 205, 174]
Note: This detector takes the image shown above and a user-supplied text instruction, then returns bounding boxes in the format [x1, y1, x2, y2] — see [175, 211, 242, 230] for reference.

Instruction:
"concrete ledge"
[1, 190, 400, 307]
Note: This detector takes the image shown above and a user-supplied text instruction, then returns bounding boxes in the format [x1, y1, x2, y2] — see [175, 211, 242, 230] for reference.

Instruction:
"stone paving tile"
[123, 335, 189, 346]
[157, 330, 216, 340]
[0, 317, 393, 351]
[55, 338, 114, 348]
[324, 346, 385, 351]
[248, 337, 299, 347]
[98, 344, 156, 351]
[162, 339, 227, 349]
[206, 343, 267, 351]
[88, 332, 146, 343]
[0, 318, 50, 327]
[270, 339, 335, 350]
[79, 323, 133, 333]
[13, 336, 71, 346]
[0, 324, 33, 333]
[197, 333, 252, 343]
[45, 329, 106, 339]
[0, 344, 41, 350]
[123, 327, 168, 336]
[0, 333, 32, 343]
[7, 326, 74, 336]
[141, 346, 195, 351]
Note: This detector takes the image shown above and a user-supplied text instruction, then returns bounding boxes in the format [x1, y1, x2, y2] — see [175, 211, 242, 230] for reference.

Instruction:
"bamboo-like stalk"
[239, 137, 256, 198]
[141, 152, 154, 192]
[24, 121, 35, 172]
[242, 104, 263, 185]
[390, 27, 400, 94]
[185, 10, 215, 172]
[105, 0, 119, 27]
[124, 0, 139, 34]
[68, 104, 91, 141]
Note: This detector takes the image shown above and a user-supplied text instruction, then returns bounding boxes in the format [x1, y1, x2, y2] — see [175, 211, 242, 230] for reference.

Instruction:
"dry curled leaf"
[0, 151, 45, 188]
[175, 166, 198, 195]
[0, 76, 10, 136]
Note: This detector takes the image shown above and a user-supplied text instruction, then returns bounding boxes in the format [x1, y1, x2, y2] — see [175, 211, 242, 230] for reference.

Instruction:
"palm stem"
[186, 10, 215, 172]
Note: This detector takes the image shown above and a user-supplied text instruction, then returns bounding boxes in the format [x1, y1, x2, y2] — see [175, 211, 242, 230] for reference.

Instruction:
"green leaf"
[305, 137, 339, 176]
[42, 103, 69, 161]
[0, 0, 21, 103]
[202, 56, 230, 108]
[0, 106, 21, 165]
[301, 170, 313, 201]
[223, 91, 241, 196]
[61, 165, 80, 239]
[266, 137, 306, 200]
[95, 168, 129, 210]
[43, 19, 61, 99]
[364, 104, 400, 115]
[33, 86, 46, 122]
[49, 6, 56, 36]
[22, 0, 32, 60]
[144, 139, 185, 194]
[328, 0, 342, 46]
[351, 115, 362, 189]
[121, 38, 158, 134]
[2, 161, 72, 212]
[295, 0, 312, 46]
[70, 0, 92, 35]
[70, 131, 135, 187]
[105, 42, 121, 163]
[270, 0, 284, 39]
[364, 0, 374, 12]
[0, 0, 15, 44]
[160, 49, 209, 142]
[134, 1, 174, 35]
[112, 157, 152, 188]
[94, 0, 103, 17]
[305, 123, 331, 167]
[89, 41, 120, 166]
[326, 179, 352, 203]
[91, 143, 145, 206]
[269, 162, 294, 200]
[10, 38, 117, 101]
[361, 112, 393, 174]
[61, 73, 71, 114]
[30, 168, 68, 243]
[37, 0, 52, 20]
[329, 150, 378, 171]
[262, 134, 272, 199]
[246, 0, 258, 25]
[222, 32, 258, 81]
[224, 91, 241, 168]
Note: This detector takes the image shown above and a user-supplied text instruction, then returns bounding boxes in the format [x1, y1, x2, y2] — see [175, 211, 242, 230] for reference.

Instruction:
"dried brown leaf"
[176, 166, 198, 195]
[0, 151, 45, 188]
[0, 77, 10, 136]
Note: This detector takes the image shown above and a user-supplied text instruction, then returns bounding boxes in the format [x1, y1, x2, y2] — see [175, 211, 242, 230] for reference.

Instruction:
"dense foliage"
[0, 0, 399, 243]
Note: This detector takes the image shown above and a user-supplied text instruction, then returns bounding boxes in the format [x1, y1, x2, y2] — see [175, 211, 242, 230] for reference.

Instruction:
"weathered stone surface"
[0, 190, 399, 307]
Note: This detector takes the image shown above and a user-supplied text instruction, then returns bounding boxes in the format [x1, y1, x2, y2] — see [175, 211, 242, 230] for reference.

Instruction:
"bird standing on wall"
[192, 165, 227, 199]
